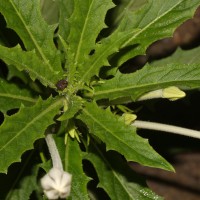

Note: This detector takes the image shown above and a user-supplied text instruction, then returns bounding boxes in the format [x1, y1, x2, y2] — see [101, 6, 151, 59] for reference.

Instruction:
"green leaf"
[58, 0, 75, 78]
[111, 0, 200, 68]
[67, 0, 115, 82]
[7, 65, 29, 84]
[73, 0, 143, 84]
[40, 0, 59, 24]
[78, 102, 173, 171]
[78, 28, 140, 84]
[58, 0, 74, 41]
[93, 64, 200, 101]
[77, 0, 200, 84]
[0, 45, 60, 88]
[65, 138, 90, 200]
[86, 146, 163, 200]
[0, 97, 63, 173]
[6, 167, 39, 200]
[0, 79, 36, 113]
[152, 46, 200, 66]
[110, 0, 147, 28]
[0, 0, 62, 72]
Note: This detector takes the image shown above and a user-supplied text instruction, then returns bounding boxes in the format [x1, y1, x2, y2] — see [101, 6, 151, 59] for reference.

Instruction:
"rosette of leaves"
[0, 0, 200, 199]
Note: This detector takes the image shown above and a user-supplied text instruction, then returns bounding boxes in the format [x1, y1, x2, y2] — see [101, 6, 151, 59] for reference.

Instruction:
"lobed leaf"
[75, 0, 145, 84]
[0, 97, 63, 173]
[78, 29, 140, 84]
[0, 0, 62, 72]
[79, 30, 141, 82]
[94, 64, 200, 101]
[111, 0, 200, 68]
[86, 146, 163, 200]
[65, 138, 90, 200]
[66, 0, 115, 82]
[78, 102, 173, 171]
[0, 78, 36, 113]
[77, 0, 200, 84]
[0, 45, 60, 88]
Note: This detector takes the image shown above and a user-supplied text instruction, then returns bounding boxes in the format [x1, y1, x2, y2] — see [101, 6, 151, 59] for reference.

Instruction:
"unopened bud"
[122, 113, 137, 125]
[163, 86, 185, 101]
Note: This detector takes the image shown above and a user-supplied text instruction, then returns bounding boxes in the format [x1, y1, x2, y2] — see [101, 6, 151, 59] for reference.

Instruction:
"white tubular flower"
[41, 168, 72, 200]
[137, 86, 185, 101]
[41, 134, 72, 199]
[137, 89, 163, 101]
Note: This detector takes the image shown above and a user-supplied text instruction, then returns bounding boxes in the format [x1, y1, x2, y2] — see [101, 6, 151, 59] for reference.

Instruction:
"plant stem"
[132, 120, 200, 139]
[45, 134, 63, 170]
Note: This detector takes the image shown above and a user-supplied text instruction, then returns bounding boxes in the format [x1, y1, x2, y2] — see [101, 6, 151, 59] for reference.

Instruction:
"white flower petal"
[41, 173, 57, 190]
[41, 168, 72, 199]
[44, 189, 59, 199]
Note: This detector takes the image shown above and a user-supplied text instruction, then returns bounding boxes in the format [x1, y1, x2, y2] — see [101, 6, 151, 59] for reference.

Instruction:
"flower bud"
[162, 86, 185, 101]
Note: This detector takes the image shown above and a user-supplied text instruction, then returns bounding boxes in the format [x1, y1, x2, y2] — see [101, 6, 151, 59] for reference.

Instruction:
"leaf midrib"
[74, 0, 94, 65]
[0, 93, 37, 103]
[94, 78, 200, 98]
[82, 107, 152, 162]
[2, 52, 55, 88]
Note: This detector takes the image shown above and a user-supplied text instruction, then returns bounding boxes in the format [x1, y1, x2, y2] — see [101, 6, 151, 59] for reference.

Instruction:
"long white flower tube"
[41, 134, 72, 199]
[133, 120, 200, 139]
